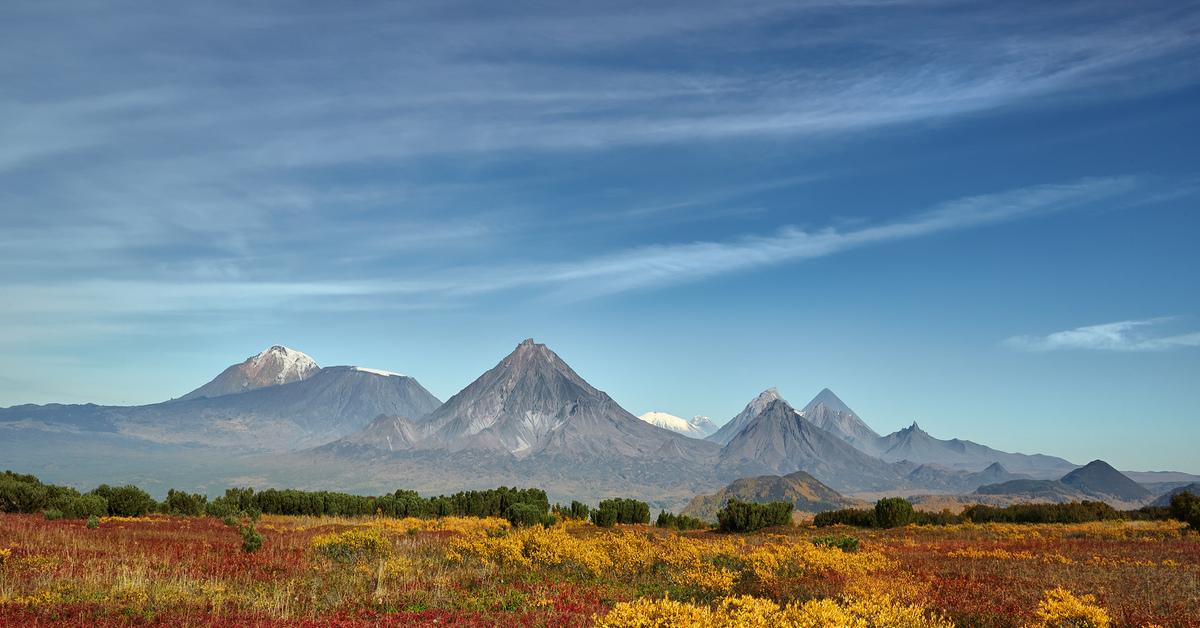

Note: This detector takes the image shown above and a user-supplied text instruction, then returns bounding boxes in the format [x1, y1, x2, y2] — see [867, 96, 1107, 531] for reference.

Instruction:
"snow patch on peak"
[639, 411, 709, 438]
[248, 346, 319, 384]
[351, 367, 407, 378]
[639, 412, 690, 430]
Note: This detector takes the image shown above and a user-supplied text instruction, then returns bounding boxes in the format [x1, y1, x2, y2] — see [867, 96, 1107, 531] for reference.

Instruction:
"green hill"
[680, 470, 866, 522]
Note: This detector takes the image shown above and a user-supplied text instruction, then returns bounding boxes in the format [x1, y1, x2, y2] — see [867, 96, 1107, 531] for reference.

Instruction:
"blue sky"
[2, 0, 1198, 473]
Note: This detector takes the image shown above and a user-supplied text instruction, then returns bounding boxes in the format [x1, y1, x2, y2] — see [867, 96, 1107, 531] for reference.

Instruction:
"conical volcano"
[800, 389, 881, 453]
[415, 339, 720, 461]
[180, 345, 320, 400]
[717, 398, 906, 493]
[707, 387, 785, 446]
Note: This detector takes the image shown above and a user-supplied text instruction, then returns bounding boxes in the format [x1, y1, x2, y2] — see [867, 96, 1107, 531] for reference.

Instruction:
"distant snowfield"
[638, 411, 710, 437]
[350, 366, 406, 378]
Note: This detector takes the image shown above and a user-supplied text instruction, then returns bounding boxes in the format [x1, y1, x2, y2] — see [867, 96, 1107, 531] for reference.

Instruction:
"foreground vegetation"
[1, 510, 1197, 627]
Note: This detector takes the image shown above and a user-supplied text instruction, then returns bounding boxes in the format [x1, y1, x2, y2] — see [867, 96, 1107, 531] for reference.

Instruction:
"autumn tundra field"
[1, 499, 1199, 628]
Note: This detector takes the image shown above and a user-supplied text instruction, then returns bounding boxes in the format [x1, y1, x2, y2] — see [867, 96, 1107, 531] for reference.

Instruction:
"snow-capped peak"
[639, 411, 690, 430]
[351, 366, 407, 378]
[638, 411, 711, 438]
[250, 345, 319, 384]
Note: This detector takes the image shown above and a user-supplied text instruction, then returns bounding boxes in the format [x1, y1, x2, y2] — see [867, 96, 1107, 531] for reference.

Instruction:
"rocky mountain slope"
[179, 345, 320, 401]
[800, 389, 881, 453]
[716, 398, 908, 494]
[0, 348, 442, 452]
[706, 387, 784, 446]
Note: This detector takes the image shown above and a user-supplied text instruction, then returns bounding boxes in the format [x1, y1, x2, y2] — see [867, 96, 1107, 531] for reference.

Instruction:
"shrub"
[592, 498, 651, 526]
[568, 500, 591, 521]
[875, 497, 915, 528]
[1170, 491, 1200, 532]
[1026, 587, 1111, 628]
[912, 508, 963, 526]
[541, 514, 558, 528]
[51, 493, 108, 520]
[656, 510, 708, 530]
[592, 508, 618, 528]
[814, 508, 876, 528]
[239, 524, 264, 553]
[43, 509, 63, 521]
[163, 488, 207, 517]
[0, 471, 51, 513]
[92, 484, 152, 517]
[813, 534, 859, 552]
[716, 499, 793, 532]
[310, 528, 392, 563]
[85, 515, 99, 529]
[963, 501, 1124, 525]
[505, 502, 544, 528]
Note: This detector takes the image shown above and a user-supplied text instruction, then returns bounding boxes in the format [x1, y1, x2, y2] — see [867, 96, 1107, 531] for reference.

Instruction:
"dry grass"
[0, 513, 1196, 627]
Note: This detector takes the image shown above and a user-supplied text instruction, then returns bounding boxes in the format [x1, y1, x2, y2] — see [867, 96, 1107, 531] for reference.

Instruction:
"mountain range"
[2, 339, 1196, 511]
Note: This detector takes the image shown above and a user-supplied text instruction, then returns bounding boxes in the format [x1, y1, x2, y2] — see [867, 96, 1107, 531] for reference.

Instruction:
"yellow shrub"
[310, 528, 393, 563]
[0, 548, 10, 566]
[595, 594, 952, 628]
[1024, 588, 1111, 628]
[594, 594, 714, 627]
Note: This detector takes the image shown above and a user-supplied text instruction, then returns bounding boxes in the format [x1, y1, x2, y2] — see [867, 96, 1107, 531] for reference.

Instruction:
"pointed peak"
[518, 338, 537, 347]
[801, 388, 857, 416]
[757, 387, 782, 400]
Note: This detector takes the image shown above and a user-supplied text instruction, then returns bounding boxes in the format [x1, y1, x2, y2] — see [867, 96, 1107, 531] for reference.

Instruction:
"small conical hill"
[680, 471, 867, 522]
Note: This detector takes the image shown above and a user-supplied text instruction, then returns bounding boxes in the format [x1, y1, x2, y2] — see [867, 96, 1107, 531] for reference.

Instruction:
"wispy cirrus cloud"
[0, 175, 1147, 321]
[1005, 318, 1200, 352]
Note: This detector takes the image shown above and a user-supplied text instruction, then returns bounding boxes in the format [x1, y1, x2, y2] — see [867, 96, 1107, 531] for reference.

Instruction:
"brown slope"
[681, 471, 867, 522]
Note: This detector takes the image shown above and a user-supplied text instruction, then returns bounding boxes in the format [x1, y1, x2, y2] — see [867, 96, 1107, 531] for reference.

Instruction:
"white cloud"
[1005, 318, 1200, 352]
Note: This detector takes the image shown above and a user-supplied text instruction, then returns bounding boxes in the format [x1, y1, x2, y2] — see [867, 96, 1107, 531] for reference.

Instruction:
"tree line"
[814, 494, 1200, 530]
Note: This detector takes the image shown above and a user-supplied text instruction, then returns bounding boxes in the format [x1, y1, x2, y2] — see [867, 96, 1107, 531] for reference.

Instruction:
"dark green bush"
[1125, 505, 1170, 521]
[43, 508, 63, 521]
[875, 497, 915, 528]
[716, 499, 793, 533]
[1, 470, 57, 514]
[240, 524, 264, 553]
[814, 508, 876, 528]
[591, 498, 650, 526]
[656, 510, 708, 530]
[568, 500, 591, 521]
[51, 494, 108, 519]
[90, 484, 152, 517]
[541, 514, 558, 528]
[1170, 491, 1200, 531]
[591, 508, 618, 527]
[86, 515, 99, 529]
[163, 488, 207, 517]
[912, 508, 964, 526]
[813, 534, 859, 552]
[963, 501, 1123, 525]
[504, 502, 544, 528]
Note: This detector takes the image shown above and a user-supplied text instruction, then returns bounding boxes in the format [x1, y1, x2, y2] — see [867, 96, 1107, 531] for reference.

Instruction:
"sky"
[1, 0, 1198, 474]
